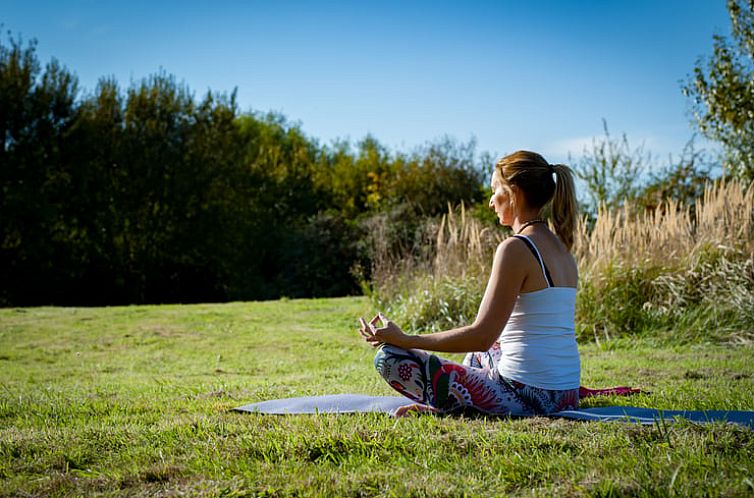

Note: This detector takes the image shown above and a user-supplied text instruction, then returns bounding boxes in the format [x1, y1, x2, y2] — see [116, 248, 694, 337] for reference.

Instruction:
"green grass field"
[1, 297, 753, 497]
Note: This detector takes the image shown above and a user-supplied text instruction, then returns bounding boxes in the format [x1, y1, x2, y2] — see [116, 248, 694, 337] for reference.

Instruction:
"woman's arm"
[364, 238, 527, 352]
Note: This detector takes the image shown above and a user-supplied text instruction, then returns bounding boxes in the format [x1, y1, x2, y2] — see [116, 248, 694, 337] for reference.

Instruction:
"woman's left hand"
[358, 313, 409, 348]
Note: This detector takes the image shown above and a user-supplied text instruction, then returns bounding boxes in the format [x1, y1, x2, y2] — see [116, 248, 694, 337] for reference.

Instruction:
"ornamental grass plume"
[573, 180, 754, 271]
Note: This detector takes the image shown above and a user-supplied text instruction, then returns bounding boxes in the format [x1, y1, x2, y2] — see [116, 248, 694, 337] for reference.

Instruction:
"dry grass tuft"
[433, 203, 505, 279]
[574, 180, 754, 272]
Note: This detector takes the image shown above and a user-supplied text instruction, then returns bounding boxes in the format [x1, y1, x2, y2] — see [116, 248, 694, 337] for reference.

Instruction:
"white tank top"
[496, 235, 581, 390]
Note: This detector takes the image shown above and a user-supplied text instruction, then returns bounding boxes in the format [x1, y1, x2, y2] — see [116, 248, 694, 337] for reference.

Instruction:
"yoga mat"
[235, 394, 412, 415]
[234, 394, 754, 429]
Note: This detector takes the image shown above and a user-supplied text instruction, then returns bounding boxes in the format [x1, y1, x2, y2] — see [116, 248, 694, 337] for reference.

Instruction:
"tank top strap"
[512, 234, 555, 287]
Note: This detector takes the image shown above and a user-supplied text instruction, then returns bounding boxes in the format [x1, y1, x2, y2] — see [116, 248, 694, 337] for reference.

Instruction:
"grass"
[370, 180, 754, 341]
[1, 297, 753, 497]
[573, 179, 754, 343]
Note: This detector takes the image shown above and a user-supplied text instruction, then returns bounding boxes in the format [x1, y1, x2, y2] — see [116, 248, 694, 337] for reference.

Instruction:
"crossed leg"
[374, 344, 555, 416]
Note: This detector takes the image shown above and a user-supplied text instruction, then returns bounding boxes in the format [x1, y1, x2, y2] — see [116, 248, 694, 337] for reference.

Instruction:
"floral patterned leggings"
[374, 344, 579, 416]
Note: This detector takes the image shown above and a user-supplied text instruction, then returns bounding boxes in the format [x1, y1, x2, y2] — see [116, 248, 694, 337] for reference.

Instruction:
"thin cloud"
[546, 136, 597, 159]
[547, 133, 678, 163]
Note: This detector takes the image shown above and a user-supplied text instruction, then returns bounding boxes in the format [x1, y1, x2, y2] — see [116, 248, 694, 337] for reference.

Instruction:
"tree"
[1, 28, 495, 305]
[0, 33, 80, 305]
[572, 120, 651, 215]
[684, 0, 754, 180]
[387, 136, 486, 216]
[636, 138, 713, 215]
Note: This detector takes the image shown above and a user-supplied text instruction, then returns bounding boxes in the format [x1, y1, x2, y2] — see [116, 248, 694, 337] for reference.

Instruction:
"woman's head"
[492, 150, 578, 250]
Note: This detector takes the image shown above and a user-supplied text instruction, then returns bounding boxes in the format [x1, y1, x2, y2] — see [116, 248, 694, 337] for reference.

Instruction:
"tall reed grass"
[370, 180, 754, 343]
[369, 204, 503, 333]
[575, 180, 754, 343]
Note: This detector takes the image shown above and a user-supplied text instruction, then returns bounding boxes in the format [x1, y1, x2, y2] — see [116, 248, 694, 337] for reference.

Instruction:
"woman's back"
[497, 229, 580, 390]
[515, 226, 578, 293]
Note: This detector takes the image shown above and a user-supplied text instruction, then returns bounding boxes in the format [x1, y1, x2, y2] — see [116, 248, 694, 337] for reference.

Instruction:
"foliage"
[571, 119, 651, 217]
[575, 264, 662, 341]
[377, 274, 485, 333]
[635, 138, 713, 214]
[386, 137, 487, 216]
[684, 0, 754, 180]
[277, 211, 365, 298]
[0, 34, 82, 304]
[573, 124, 718, 220]
[370, 204, 504, 333]
[0, 33, 488, 305]
[0, 46, 247, 304]
[573, 179, 754, 343]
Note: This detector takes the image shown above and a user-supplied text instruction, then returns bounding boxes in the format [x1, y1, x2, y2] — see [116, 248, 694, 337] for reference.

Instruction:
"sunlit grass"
[1, 299, 753, 496]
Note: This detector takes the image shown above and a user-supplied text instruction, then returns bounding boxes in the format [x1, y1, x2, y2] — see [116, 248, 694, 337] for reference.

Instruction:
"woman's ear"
[510, 184, 522, 210]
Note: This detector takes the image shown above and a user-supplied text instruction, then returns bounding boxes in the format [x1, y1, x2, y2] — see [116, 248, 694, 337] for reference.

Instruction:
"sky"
[2, 0, 733, 168]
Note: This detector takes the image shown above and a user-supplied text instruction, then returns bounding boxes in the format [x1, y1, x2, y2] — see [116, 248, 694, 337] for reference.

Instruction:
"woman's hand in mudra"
[358, 313, 409, 348]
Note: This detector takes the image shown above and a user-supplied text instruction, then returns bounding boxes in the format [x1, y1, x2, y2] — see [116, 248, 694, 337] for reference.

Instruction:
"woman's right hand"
[358, 316, 382, 347]
[359, 313, 411, 348]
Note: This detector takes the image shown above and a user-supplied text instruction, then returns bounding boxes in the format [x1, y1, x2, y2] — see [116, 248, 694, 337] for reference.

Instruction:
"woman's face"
[489, 180, 514, 226]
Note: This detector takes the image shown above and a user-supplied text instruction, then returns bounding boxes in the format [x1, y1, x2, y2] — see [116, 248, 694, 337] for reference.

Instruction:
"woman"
[358, 150, 580, 417]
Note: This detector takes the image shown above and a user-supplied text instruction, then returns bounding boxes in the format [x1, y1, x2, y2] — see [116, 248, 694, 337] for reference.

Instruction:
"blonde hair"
[494, 150, 578, 250]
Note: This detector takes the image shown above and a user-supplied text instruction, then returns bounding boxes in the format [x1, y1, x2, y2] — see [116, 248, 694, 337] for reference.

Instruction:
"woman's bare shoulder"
[494, 236, 532, 263]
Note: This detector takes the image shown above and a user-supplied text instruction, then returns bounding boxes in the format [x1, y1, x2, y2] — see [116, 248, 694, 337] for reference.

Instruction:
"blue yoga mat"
[234, 394, 754, 428]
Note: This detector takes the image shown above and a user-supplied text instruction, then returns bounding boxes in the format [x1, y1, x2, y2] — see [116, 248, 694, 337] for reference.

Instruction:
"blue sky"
[2, 0, 732, 167]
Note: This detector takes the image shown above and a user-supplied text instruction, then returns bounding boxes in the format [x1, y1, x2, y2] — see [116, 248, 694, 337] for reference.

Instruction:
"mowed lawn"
[1, 297, 753, 497]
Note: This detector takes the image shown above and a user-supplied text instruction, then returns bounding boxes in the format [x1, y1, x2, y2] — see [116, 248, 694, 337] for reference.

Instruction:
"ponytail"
[497, 151, 579, 250]
[550, 164, 578, 250]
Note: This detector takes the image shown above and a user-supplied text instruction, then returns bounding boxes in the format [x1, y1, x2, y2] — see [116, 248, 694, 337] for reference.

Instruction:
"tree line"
[0, 36, 488, 305]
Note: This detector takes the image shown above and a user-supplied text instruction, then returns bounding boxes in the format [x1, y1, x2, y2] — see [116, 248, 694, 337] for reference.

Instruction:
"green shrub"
[576, 263, 665, 342]
[374, 274, 486, 334]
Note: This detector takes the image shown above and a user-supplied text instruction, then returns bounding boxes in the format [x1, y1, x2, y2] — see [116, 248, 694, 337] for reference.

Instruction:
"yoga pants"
[374, 343, 579, 415]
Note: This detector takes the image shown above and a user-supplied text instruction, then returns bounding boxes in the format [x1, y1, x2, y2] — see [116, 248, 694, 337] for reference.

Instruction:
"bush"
[376, 275, 485, 333]
[277, 211, 364, 298]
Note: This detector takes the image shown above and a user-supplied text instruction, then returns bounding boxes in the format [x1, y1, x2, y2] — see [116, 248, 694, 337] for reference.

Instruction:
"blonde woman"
[359, 151, 581, 417]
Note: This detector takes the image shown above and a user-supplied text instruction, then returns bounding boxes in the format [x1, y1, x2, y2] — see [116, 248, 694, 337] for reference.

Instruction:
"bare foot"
[394, 403, 438, 418]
